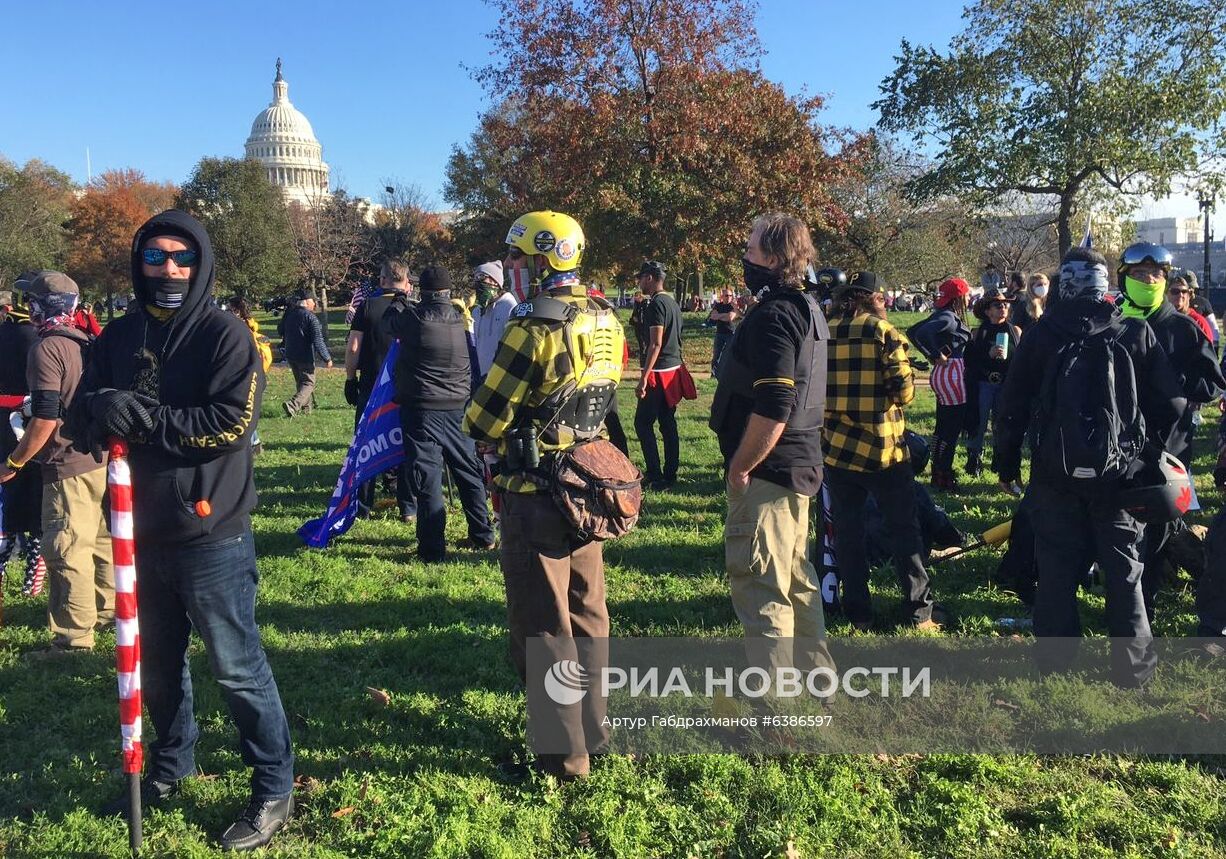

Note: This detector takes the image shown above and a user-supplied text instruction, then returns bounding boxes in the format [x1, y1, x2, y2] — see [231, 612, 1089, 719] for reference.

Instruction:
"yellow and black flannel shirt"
[824, 312, 915, 472]
[463, 284, 608, 494]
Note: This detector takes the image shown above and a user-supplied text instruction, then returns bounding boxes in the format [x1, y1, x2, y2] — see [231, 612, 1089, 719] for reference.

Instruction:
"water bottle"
[994, 331, 1010, 359]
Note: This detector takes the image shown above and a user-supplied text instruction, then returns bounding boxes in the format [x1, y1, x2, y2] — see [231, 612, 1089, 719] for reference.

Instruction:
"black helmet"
[805, 266, 846, 301]
[815, 267, 847, 288]
[904, 429, 930, 474]
[1118, 450, 1193, 524]
[1119, 242, 1173, 274]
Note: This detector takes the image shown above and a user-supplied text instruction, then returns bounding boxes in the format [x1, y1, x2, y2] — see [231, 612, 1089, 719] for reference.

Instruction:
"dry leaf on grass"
[365, 687, 391, 706]
[331, 806, 357, 819]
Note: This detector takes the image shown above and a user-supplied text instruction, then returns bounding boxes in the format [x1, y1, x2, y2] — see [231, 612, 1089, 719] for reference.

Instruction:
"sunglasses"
[1168, 288, 1191, 295]
[142, 248, 199, 267]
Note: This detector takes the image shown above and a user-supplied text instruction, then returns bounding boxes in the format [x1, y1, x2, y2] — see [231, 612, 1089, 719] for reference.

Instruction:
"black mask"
[742, 258, 777, 295]
[147, 277, 189, 310]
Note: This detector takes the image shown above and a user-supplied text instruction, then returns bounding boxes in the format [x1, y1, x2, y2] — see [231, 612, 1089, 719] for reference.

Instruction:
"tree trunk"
[319, 284, 330, 348]
[106, 285, 114, 323]
[1056, 192, 1075, 258]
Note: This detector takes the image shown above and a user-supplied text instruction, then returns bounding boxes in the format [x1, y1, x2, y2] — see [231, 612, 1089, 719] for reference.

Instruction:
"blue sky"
[0, 0, 1216, 230]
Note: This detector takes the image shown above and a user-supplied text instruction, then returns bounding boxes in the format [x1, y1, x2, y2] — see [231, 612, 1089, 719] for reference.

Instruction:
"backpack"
[1035, 324, 1145, 484]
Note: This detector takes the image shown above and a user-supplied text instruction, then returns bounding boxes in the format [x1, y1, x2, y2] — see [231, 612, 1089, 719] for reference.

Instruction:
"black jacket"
[279, 304, 330, 366]
[73, 210, 264, 546]
[993, 298, 1185, 486]
[1141, 300, 1225, 465]
[388, 290, 472, 410]
[964, 321, 1018, 386]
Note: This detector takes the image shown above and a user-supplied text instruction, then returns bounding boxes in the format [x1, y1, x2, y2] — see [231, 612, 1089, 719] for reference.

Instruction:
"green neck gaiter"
[1122, 275, 1165, 319]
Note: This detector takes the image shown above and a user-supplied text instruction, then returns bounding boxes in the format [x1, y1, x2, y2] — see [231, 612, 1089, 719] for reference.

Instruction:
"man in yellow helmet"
[464, 210, 626, 781]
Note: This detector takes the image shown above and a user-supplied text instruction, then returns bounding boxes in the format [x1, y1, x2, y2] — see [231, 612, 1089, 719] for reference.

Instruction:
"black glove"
[344, 378, 360, 407]
[89, 389, 157, 441]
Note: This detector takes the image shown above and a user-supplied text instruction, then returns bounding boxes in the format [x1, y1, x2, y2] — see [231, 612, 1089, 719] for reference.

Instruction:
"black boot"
[219, 794, 294, 852]
[101, 777, 180, 818]
[966, 451, 982, 477]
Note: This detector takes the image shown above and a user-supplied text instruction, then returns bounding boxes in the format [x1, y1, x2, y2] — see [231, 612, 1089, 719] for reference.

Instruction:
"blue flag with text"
[298, 341, 404, 548]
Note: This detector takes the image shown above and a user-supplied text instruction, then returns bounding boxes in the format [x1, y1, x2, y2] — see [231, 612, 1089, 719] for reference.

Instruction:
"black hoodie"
[74, 210, 264, 546]
[993, 297, 1185, 487]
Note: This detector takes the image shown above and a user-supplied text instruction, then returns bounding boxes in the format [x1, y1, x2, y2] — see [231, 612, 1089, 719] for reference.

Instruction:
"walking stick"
[107, 439, 143, 855]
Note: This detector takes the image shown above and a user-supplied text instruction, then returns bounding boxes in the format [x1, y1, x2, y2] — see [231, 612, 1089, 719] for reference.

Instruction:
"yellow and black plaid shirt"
[824, 312, 915, 472]
[463, 284, 615, 493]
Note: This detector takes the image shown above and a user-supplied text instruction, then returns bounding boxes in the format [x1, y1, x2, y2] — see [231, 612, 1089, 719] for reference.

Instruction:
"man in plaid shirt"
[465, 210, 623, 781]
[824, 271, 941, 631]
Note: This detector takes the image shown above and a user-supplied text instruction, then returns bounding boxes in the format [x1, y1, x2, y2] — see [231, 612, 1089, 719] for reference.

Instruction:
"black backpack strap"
[509, 295, 577, 324]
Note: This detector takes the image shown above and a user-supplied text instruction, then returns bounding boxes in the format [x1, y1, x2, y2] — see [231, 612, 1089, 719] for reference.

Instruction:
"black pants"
[354, 388, 414, 517]
[634, 383, 678, 481]
[1198, 509, 1226, 636]
[1028, 478, 1155, 687]
[605, 402, 629, 457]
[402, 408, 495, 561]
[1139, 519, 1178, 626]
[825, 462, 934, 625]
[932, 403, 965, 473]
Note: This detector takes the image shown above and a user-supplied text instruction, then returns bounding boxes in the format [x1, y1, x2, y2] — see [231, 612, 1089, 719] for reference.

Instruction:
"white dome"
[244, 59, 330, 207]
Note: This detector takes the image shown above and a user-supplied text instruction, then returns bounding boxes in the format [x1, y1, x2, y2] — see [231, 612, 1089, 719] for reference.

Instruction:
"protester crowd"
[5, 204, 1226, 849]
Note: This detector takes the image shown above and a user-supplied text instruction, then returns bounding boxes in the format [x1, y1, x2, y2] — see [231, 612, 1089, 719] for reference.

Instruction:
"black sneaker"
[101, 777, 179, 818]
[648, 477, 676, 491]
[219, 794, 294, 852]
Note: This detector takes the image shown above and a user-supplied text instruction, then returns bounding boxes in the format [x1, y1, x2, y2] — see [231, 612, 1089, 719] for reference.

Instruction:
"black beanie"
[419, 266, 451, 292]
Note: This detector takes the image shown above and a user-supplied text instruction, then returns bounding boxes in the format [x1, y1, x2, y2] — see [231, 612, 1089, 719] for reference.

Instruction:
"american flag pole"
[1080, 213, 1094, 249]
[107, 439, 143, 855]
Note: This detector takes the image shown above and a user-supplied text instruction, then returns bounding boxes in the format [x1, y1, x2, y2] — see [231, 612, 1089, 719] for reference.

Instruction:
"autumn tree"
[875, 0, 1226, 255]
[370, 181, 453, 269]
[447, 0, 863, 291]
[176, 157, 298, 300]
[67, 169, 177, 317]
[0, 156, 75, 288]
[286, 188, 377, 340]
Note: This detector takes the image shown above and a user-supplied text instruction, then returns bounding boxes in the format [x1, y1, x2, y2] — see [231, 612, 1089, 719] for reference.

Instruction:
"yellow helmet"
[505, 210, 585, 272]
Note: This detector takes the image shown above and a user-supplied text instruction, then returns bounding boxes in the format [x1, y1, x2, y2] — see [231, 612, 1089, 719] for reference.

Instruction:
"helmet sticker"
[555, 238, 576, 262]
[507, 222, 527, 240]
[534, 230, 556, 253]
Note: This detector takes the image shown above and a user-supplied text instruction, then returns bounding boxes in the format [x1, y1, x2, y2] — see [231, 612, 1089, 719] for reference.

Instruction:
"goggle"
[1120, 243, 1173, 269]
[141, 248, 199, 267]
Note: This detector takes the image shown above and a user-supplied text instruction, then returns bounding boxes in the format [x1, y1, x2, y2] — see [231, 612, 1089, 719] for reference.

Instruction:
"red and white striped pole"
[107, 439, 142, 855]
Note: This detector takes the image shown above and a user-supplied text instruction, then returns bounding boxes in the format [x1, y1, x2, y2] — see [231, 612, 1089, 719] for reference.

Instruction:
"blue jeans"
[967, 381, 1002, 457]
[138, 530, 294, 798]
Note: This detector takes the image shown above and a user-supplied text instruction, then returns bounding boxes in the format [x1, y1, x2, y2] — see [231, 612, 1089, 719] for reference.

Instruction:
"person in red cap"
[907, 277, 971, 491]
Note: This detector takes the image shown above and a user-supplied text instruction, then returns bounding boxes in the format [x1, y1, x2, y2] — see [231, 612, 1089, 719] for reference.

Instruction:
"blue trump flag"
[298, 341, 404, 548]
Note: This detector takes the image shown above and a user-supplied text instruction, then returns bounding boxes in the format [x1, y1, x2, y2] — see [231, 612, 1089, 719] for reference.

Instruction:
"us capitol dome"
[244, 59, 330, 207]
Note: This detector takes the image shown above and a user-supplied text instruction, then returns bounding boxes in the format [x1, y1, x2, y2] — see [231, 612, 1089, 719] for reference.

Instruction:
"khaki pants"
[287, 363, 316, 414]
[725, 476, 831, 673]
[500, 491, 609, 778]
[44, 467, 115, 648]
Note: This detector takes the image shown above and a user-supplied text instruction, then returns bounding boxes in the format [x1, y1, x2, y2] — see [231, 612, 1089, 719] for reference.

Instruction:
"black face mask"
[147, 277, 189, 310]
[742, 258, 778, 295]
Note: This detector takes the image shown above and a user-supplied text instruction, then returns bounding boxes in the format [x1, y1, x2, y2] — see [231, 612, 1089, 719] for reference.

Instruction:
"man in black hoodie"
[994, 247, 1184, 688]
[388, 265, 495, 562]
[1115, 242, 1225, 624]
[75, 211, 293, 851]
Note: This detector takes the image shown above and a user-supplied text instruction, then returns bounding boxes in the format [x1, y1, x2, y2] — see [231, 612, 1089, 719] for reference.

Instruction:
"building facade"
[244, 59, 329, 207]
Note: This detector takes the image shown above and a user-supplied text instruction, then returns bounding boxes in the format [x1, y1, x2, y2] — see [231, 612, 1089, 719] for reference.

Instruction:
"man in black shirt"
[345, 258, 416, 520]
[633, 261, 683, 489]
[708, 285, 739, 373]
[388, 265, 495, 563]
[709, 213, 831, 668]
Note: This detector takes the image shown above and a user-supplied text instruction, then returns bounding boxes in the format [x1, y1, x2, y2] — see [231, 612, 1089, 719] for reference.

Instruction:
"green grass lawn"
[2, 312, 1225, 857]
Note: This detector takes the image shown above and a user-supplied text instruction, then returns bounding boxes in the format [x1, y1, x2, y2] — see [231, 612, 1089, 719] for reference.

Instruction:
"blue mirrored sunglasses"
[142, 248, 198, 267]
